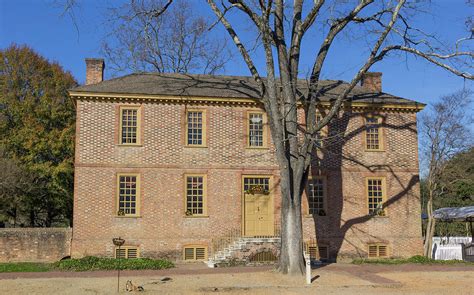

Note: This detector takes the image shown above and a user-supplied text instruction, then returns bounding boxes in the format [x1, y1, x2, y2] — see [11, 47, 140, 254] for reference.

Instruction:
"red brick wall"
[0, 228, 72, 262]
[85, 58, 104, 85]
[72, 99, 422, 261]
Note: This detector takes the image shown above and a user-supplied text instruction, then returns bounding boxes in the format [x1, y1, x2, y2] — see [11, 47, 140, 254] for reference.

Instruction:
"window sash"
[307, 178, 325, 215]
[187, 111, 204, 146]
[117, 174, 139, 216]
[120, 108, 139, 144]
[366, 117, 381, 150]
[248, 113, 264, 147]
[243, 177, 270, 192]
[367, 178, 385, 216]
[186, 175, 205, 215]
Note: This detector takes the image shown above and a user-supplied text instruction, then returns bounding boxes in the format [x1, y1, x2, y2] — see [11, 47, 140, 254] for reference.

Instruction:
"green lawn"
[0, 262, 51, 273]
[352, 255, 474, 265]
[0, 257, 174, 273]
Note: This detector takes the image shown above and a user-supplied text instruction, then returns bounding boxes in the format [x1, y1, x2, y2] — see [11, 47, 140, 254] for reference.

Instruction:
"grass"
[0, 262, 51, 273]
[352, 255, 474, 265]
[0, 257, 174, 273]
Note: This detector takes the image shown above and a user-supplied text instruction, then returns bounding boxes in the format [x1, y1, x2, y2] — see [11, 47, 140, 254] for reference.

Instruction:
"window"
[367, 177, 386, 216]
[243, 177, 270, 194]
[120, 107, 141, 145]
[115, 247, 139, 259]
[183, 246, 207, 261]
[186, 110, 206, 146]
[248, 112, 266, 147]
[185, 175, 206, 216]
[365, 116, 382, 150]
[117, 174, 140, 216]
[307, 177, 326, 216]
[368, 244, 388, 258]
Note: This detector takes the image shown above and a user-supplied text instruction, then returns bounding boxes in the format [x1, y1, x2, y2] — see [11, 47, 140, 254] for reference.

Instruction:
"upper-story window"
[248, 112, 266, 148]
[120, 106, 141, 145]
[365, 116, 382, 150]
[117, 173, 140, 217]
[367, 177, 386, 216]
[307, 177, 327, 216]
[186, 110, 206, 146]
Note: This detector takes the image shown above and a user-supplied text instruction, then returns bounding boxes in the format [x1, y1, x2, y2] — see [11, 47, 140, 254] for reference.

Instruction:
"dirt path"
[2, 264, 473, 294]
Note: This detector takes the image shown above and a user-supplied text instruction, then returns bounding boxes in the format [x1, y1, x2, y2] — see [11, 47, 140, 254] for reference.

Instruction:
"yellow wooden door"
[244, 193, 273, 236]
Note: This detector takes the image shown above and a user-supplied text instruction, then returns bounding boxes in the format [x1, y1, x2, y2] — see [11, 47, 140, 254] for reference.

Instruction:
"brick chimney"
[361, 72, 382, 93]
[85, 58, 105, 85]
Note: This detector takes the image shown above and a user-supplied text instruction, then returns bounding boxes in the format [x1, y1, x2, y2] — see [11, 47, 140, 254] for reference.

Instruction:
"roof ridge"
[109, 72, 348, 84]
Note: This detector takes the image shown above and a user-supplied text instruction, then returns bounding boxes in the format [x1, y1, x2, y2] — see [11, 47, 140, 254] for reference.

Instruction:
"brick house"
[68, 58, 424, 264]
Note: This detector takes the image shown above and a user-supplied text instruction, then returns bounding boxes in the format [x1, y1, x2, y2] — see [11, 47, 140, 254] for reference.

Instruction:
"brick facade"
[71, 97, 423, 261]
[85, 58, 104, 85]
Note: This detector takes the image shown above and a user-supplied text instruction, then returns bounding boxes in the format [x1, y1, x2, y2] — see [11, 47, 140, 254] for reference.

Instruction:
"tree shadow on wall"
[308, 109, 420, 263]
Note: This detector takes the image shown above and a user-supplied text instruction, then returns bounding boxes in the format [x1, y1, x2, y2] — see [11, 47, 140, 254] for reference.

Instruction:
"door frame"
[241, 175, 274, 237]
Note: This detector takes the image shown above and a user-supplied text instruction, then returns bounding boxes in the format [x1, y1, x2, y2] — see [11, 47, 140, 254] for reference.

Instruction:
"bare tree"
[102, 0, 229, 75]
[204, 0, 473, 274]
[420, 90, 473, 257]
[64, 0, 474, 274]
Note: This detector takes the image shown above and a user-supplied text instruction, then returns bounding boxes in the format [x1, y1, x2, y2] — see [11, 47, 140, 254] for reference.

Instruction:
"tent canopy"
[433, 206, 474, 222]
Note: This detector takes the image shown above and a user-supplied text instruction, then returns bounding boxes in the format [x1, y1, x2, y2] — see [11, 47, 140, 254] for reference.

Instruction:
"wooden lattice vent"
[250, 250, 278, 262]
[305, 240, 329, 260]
[368, 244, 388, 258]
[184, 246, 207, 261]
[115, 247, 138, 259]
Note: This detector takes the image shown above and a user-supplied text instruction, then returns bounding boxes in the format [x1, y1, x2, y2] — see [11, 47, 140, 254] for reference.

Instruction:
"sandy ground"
[1, 264, 473, 295]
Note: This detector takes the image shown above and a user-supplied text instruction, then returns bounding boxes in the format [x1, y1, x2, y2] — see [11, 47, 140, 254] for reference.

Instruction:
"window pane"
[118, 175, 137, 215]
[186, 176, 204, 215]
[367, 178, 384, 215]
[249, 113, 264, 147]
[187, 111, 203, 145]
[243, 177, 270, 192]
[366, 117, 380, 150]
[121, 109, 138, 144]
[307, 178, 325, 215]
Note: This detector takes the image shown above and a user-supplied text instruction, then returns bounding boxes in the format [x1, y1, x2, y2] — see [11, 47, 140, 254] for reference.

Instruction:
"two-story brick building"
[68, 58, 424, 264]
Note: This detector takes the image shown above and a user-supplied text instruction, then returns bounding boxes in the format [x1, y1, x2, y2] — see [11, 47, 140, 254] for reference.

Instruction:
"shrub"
[406, 255, 434, 263]
[54, 256, 174, 271]
[352, 255, 474, 265]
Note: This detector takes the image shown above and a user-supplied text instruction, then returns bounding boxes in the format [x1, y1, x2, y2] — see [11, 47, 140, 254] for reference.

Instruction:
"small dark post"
[113, 237, 125, 293]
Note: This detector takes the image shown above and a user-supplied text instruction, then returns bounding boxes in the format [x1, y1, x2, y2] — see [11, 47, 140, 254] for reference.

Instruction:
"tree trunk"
[29, 209, 36, 227]
[423, 196, 436, 257]
[278, 175, 305, 275]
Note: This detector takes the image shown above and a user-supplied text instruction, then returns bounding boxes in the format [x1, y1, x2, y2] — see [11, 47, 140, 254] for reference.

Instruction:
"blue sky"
[1, 0, 473, 107]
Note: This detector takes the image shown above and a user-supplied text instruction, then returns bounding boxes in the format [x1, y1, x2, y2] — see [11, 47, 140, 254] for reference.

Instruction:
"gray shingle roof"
[433, 206, 474, 222]
[71, 72, 423, 106]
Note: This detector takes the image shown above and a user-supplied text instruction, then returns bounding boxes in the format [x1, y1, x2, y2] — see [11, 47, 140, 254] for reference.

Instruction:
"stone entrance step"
[207, 237, 281, 268]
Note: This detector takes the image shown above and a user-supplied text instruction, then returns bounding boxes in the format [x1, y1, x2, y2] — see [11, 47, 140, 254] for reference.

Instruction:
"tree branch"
[376, 45, 473, 79]
[207, 0, 264, 93]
